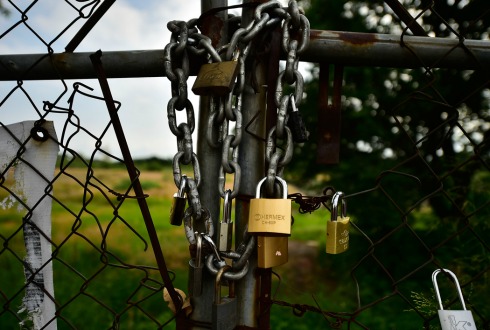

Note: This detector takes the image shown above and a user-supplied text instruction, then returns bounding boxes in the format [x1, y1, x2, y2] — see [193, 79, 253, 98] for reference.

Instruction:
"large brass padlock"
[326, 191, 350, 254]
[192, 60, 239, 96]
[257, 236, 288, 268]
[248, 177, 291, 235]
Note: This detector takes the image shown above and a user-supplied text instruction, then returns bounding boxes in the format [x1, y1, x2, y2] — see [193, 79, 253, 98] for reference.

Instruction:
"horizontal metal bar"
[304, 30, 490, 69]
[1, 30, 489, 81]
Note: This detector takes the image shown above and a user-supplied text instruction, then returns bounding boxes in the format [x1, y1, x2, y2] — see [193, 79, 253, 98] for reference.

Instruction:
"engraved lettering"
[254, 214, 286, 221]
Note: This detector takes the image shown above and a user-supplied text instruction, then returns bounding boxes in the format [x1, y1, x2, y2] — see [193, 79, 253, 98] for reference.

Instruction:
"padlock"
[202, 233, 227, 269]
[248, 176, 291, 235]
[217, 190, 233, 252]
[169, 174, 187, 226]
[287, 95, 309, 143]
[192, 59, 239, 96]
[188, 232, 203, 297]
[257, 236, 288, 268]
[212, 265, 237, 330]
[326, 191, 350, 254]
[432, 269, 477, 330]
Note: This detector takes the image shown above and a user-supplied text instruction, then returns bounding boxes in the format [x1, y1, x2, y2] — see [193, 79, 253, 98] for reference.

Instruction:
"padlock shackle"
[203, 233, 223, 263]
[289, 94, 298, 112]
[223, 189, 232, 224]
[432, 268, 467, 311]
[215, 265, 232, 304]
[255, 176, 288, 199]
[195, 232, 202, 267]
[331, 191, 347, 221]
[178, 174, 187, 197]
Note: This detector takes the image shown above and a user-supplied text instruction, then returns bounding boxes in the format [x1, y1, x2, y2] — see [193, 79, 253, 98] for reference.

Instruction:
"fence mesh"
[1, 0, 489, 329]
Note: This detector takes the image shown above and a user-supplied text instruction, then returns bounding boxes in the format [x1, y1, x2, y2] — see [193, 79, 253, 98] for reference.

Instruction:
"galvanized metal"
[2, 30, 490, 81]
[233, 1, 268, 326]
[188, 1, 229, 329]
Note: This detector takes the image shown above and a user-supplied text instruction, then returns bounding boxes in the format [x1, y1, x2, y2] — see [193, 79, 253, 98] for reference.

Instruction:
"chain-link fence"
[1, 0, 489, 329]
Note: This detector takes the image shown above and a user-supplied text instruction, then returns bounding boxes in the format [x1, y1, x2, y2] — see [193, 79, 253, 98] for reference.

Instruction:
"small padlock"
[326, 191, 350, 254]
[169, 174, 187, 226]
[188, 232, 203, 297]
[432, 269, 477, 330]
[287, 95, 309, 143]
[192, 59, 239, 96]
[217, 190, 233, 252]
[257, 236, 288, 268]
[248, 177, 291, 235]
[212, 265, 237, 330]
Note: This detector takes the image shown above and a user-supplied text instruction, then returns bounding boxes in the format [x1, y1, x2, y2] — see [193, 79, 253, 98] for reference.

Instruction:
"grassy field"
[3, 164, 481, 329]
[0, 165, 332, 329]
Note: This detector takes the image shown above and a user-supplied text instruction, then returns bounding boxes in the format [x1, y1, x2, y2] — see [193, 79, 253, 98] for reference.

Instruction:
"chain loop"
[167, 97, 195, 137]
[173, 151, 201, 187]
[206, 255, 250, 281]
[165, 0, 310, 284]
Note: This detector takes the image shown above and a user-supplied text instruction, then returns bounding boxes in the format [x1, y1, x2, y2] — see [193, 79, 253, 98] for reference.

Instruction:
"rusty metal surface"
[3, 30, 490, 81]
[316, 63, 343, 165]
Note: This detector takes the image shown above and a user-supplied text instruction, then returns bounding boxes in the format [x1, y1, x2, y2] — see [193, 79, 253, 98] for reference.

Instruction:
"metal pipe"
[304, 30, 490, 69]
[2, 30, 489, 81]
[187, 0, 229, 329]
[234, 1, 268, 327]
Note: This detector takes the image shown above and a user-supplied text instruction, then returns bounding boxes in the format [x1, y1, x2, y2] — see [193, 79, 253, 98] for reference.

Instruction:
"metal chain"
[165, 0, 310, 281]
[266, 1, 310, 195]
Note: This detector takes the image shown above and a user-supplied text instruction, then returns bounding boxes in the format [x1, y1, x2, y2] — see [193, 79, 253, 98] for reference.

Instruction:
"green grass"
[1, 166, 488, 329]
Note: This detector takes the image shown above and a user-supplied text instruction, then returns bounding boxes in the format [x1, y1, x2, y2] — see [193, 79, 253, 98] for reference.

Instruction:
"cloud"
[2, 0, 301, 159]
[1, 0, 205, 159]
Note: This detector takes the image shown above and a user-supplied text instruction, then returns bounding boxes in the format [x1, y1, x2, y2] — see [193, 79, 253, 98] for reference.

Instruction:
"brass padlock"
[169, 174, 187, 226]
[257, 236, 288, 268]
[248, 177, 291, 235]
[326, 191, 350, 254]
[192, 60, 239, 96]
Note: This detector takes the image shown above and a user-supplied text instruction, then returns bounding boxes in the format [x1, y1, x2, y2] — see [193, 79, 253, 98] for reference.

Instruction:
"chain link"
[266, 1, 309, 196]
[165, 0, 310, 280]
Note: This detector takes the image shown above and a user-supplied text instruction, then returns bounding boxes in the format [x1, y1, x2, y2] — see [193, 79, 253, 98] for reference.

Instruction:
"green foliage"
[114, 178, 161, 191]
[283, 0, 490, 328]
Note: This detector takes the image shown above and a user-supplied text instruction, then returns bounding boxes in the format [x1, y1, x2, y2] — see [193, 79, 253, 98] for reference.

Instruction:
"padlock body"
[188, 259, 203, 297]
[248, 198, 291, 235]
[257, 236, 288, 268]
[217, 221, 233, 252]
[326, 216, 350, 254]
[438, 310, 476, 330]
[212, 297, 237, 330]
[169, 195, 186, 226]
[288, 110, 309, 143]
[192, 61, 239, 96]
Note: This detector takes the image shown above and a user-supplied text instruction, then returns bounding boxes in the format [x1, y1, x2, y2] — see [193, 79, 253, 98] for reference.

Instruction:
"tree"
[285, 2, 489, 326]
[289, 0, 489, 221]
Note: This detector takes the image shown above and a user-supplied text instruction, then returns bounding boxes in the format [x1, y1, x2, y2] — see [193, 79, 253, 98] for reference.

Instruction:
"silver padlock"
[432, 268, 477, 330]
[217, 190, 233, 252]
[212, 265, 237, 330]
[170, 174, 187, 226]
[188, 232, 203, 297]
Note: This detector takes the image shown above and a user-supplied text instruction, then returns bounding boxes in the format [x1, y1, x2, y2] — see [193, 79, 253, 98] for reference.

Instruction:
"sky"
[0, 0, 252, 160]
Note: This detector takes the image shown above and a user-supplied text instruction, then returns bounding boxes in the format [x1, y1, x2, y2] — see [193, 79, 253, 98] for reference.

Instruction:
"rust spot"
[53, 53, 69, 68]
[338, 31, 377, 45]
[200, 15, 224, 48]
[309, 30, 323, 40]
[310, 29, 377, 46]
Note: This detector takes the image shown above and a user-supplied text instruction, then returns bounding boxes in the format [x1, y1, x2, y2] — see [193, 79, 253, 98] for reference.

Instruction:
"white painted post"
[0, 121, 58, 330]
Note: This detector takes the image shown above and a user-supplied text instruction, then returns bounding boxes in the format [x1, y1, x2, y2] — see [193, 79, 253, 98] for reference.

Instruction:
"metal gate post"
[235, 1, 270, 328]
[190, 1, 229, 328]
